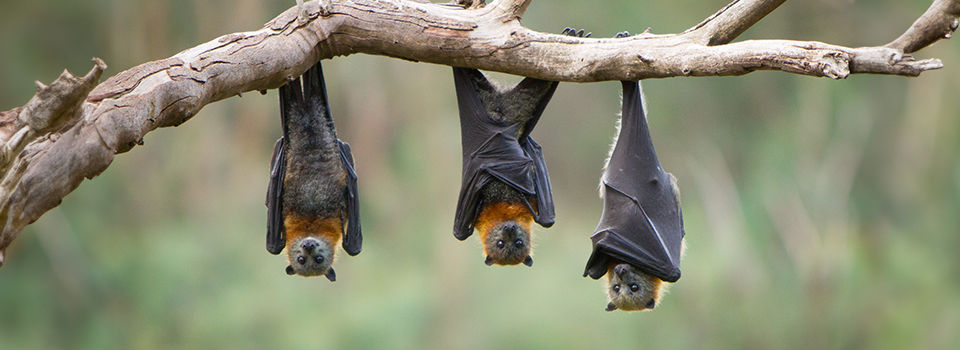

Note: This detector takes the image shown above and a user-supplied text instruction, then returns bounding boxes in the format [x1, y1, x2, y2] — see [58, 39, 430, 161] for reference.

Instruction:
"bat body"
[584, 81, 686, 311]
[266, 62, 361, 280]
[451, 67, 558, 267]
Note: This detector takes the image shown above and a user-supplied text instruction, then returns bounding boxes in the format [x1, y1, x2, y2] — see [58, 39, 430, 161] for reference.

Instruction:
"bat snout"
[301, 240, 318, 250]
[614, 264, 629, 277]
[502, 222, 519, 235]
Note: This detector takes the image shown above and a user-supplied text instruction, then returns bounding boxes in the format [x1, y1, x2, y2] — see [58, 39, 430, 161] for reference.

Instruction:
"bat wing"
[583, 81, 685, 282]
[451, 67, 557, 239]
[338, 140, 362, 256]
[452, 132, 537, 240]
[520, 137, 555, 227]
[514, 76, 559, 226]
[513, 77, 558, 141]
[266, 137, 287, 255]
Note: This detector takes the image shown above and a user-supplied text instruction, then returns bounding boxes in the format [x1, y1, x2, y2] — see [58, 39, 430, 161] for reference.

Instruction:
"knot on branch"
[1, 59, 107, 168]
[21, 58, 106, 133]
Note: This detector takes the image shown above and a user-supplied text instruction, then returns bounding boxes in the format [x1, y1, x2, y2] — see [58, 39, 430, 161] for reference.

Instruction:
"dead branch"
[0, 0, 957, 267]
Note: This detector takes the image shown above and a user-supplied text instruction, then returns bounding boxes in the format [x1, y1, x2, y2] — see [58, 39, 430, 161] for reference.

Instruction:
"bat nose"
[614, 264, 628, 276]
[503, 222, 519, 234]
[302, 240, 317, 250]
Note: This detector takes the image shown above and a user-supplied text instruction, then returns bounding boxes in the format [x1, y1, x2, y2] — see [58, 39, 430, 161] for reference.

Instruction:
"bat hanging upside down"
[450, 27, 589, 267]
[265, 61, 361, 281]
[583, 79, 686, 312]
[449, 67, 557, 267]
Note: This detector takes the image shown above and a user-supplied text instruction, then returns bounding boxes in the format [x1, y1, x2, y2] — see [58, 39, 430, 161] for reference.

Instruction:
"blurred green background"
[2, 0, 959, 349]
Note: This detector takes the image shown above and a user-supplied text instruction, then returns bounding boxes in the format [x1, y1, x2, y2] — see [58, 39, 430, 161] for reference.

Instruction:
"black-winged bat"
[451, 27, 590, 267]
[583, 80, 686, 311]
[450, 67, 556, 267]
[266, 62, 361, 281]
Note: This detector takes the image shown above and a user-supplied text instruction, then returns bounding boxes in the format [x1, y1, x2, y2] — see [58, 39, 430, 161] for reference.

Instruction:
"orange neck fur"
[284, 215, 343, 250]
[475, 202, 534, 246]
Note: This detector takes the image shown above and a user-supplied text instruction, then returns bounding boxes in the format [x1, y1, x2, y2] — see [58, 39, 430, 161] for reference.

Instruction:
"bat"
[266, 61, 361, 281]
[583, 80, 686, 311]
[449, 27, 589, 267]
[450, 67, 557, 267]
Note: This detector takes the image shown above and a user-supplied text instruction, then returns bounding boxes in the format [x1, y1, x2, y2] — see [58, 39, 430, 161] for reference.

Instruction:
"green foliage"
[2, 1, 960, 349]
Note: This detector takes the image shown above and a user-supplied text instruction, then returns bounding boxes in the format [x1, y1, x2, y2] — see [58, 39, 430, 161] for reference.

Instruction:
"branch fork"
[0, 0, 957, 267]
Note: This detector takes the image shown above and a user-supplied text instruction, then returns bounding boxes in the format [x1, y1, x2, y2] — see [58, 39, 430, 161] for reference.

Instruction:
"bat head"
[604, 263, 663, 312]
[482, 220, 534, 266]
[285, 236, 336, 281]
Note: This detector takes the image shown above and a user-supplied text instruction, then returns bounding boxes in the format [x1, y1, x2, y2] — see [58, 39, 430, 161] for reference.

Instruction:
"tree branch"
[683, 0, 787, 45]
[886, 0, 960, 53]
[0, 0, 957, 267]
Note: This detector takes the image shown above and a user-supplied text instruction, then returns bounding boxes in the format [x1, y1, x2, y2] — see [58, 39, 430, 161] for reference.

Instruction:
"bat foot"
[561, 27, 591, 38]
[615, 31, 631, 38]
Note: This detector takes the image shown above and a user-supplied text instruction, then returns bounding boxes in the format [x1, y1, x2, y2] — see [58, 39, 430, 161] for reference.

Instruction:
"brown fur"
[284, 214, 343, 255]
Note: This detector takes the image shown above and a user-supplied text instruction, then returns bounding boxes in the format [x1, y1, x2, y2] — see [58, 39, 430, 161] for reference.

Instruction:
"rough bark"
[0, 0, 957, 267]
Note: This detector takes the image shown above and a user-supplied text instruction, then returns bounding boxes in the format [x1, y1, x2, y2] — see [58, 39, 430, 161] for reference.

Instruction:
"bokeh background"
[2, 0, 959, 349]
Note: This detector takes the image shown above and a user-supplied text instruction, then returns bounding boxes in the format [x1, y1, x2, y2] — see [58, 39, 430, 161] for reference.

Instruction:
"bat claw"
[561, 27, 591, 38]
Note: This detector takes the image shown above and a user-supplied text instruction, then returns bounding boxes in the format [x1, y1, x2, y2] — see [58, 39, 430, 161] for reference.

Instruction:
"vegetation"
[1, 0, 958, 349]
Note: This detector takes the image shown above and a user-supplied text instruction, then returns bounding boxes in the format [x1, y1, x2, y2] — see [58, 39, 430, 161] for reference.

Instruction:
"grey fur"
[282, 89, 346, 217]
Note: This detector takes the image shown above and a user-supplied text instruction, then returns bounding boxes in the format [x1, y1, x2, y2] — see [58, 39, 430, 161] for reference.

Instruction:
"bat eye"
[514, 239, 524, 248]
[314, 256, 324, 264]
[612, 284, 620, 293]
[496, 240, 504, 248]
[629, 284, 639, 292]
[297, 256, 306, 265]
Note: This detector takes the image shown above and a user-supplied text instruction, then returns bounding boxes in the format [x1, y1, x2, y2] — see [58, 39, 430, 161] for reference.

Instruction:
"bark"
[0, 0, 957, 267]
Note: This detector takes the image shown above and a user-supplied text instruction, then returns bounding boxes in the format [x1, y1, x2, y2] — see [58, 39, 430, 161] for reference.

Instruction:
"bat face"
[286, 236, 335, 278]
[282, 215, 342, 280]
[476, 202, 534, 266]
[605, 263, 662, 312]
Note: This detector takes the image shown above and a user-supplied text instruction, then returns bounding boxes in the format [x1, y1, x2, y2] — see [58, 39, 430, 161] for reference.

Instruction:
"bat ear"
[325, 268, 337, 282]
[646, 299, 656, 309]
[484, 256, 494, 266]
[605, 302, 617, 312]
[285, 265, 296, 275]
[523, 256, 534, 267]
